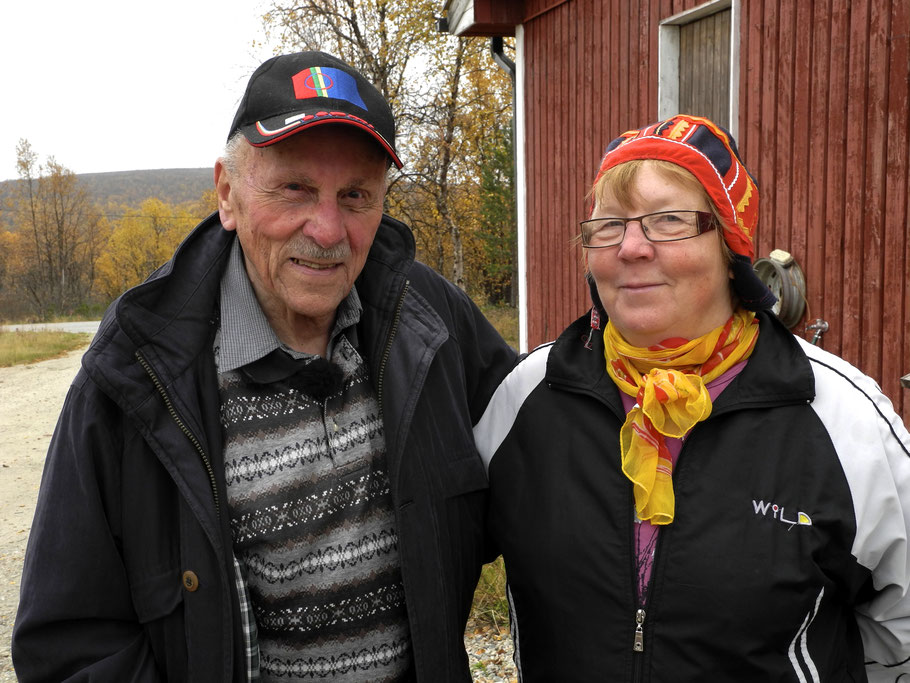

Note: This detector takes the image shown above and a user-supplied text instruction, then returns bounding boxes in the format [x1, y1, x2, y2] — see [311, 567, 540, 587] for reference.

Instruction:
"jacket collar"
[545, 309, 815, 416]
[354, 213, 416, 366]
[711, 311, 815, 412]
[79, 213, 233, 411]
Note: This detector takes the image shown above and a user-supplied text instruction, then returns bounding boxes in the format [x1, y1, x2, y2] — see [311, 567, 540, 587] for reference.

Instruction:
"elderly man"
[12, 51, 516, 682]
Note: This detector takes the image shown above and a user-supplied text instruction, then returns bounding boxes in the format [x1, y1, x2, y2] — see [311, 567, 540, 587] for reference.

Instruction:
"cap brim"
[241, 109, 403, 169]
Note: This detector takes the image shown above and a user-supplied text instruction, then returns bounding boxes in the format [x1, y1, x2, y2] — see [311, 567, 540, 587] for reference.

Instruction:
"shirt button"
[182, 570, 199, 592]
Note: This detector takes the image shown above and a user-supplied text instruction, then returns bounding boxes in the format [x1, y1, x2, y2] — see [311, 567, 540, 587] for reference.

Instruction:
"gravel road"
[0, 345, 89, 681]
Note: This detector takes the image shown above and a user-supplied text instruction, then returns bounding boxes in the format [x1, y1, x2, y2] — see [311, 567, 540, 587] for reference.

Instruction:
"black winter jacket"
[12, 213, 517, 682]
[475, 310, 910, 682]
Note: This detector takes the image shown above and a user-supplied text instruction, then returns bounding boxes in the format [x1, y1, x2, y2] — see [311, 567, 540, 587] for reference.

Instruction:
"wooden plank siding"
[518, 0, 910, 419]
[740, 0, 910, 416]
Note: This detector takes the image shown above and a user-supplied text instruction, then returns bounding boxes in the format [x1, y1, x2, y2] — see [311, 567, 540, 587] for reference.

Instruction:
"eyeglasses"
[579, 210, 718, 248]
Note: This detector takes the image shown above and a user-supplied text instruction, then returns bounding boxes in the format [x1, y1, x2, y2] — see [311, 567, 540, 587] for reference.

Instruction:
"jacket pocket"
[129, 565, 190, 681]
[443, 449, 489, 498]
[130, 566, 184, 623]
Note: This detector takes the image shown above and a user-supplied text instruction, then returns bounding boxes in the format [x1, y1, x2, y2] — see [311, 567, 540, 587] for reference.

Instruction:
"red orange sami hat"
[595, 114, 776, 310]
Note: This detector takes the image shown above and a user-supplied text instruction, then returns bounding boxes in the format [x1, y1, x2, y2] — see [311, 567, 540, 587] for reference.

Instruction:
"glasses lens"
[582, 218, 625, 246]
[642, 211, 702, 242]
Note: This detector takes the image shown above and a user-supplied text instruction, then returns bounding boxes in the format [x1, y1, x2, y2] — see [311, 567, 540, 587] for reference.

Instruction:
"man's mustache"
[291, 239, 351, 261]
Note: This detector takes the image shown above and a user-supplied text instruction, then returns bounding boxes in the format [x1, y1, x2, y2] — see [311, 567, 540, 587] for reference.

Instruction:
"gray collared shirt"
[216, 237, 361, 372]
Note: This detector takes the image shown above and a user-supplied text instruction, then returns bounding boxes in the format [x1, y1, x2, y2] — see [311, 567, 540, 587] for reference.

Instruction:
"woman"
[475, 114, 910, 682]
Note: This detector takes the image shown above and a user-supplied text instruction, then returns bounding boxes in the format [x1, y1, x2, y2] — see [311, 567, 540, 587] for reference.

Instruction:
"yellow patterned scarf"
[604, 309, 759, 525]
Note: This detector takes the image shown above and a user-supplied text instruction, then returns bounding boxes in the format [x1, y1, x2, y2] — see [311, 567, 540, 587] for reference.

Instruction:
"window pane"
[678, 9, 731, 129]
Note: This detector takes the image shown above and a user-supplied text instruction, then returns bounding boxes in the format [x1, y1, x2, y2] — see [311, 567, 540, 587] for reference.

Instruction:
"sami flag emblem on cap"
[228, 51, 402, 168]
[293, 67, 367, 110]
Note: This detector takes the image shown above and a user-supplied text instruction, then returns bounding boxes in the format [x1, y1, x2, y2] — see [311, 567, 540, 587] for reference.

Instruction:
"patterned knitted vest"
[219, 335, 412, 682]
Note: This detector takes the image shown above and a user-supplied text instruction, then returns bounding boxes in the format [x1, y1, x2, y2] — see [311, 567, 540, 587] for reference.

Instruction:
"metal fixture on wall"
[805, 318, 829, 345]
[753, 249, 807, 329]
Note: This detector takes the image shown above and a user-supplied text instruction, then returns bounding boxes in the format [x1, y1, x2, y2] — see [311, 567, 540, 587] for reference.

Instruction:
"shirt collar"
[217, 237, 362, 373]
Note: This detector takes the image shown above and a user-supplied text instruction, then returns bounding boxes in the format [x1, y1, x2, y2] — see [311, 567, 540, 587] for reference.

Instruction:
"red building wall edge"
[520, 0, 910, 419]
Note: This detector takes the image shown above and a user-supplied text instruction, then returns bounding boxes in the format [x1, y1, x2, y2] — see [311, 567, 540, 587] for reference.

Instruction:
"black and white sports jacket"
[475, 310, 910, 682]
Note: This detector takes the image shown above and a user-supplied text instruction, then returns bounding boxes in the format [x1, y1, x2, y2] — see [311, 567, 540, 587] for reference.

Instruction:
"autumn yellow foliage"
[95, 198, 199, 299]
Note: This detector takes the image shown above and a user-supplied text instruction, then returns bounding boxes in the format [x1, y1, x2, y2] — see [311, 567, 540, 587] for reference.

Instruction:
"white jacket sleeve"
[800, 338, 910, 679]
[474, 345, 551, 475]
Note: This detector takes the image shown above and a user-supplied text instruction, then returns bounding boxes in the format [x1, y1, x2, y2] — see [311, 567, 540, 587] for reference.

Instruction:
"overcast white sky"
[0, 0, 280, 182]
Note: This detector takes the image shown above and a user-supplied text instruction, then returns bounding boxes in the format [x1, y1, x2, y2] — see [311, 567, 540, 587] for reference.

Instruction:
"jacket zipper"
[631, 502, 646, 683]
[376, 280, 409, 413]
[631, 605, 647, 683]
[135, 351, 220, 515]
[629, 462, 647, 664]
[630, 513, 651, 683]
[633, 607, 646, 652]
[629, 433, 694, 680]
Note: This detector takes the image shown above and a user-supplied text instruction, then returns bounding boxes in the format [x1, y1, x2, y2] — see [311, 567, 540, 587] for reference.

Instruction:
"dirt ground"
[0, 345, 87, 681]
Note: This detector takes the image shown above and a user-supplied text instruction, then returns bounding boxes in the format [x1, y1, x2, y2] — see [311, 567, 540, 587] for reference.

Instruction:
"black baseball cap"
[228, 51, 402, 169]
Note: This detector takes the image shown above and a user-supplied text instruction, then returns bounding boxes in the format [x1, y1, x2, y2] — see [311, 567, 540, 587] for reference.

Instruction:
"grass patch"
[470, 556, 509, 628]
[480, 304, 519, 350]
[0, 329, 91, 367]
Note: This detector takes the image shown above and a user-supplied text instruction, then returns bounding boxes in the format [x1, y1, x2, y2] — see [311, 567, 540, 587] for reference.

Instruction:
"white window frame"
[515, 24, 528, 353]
[658, 0, 740, 138]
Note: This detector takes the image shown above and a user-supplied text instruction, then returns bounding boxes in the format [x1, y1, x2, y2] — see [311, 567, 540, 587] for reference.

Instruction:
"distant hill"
[75, 168, 214, 206]
[0, 168, 214, 228]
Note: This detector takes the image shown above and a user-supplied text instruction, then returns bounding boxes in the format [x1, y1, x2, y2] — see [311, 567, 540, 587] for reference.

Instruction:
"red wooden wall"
[519, 0, 910, 419]
[740, 0, 910, 416]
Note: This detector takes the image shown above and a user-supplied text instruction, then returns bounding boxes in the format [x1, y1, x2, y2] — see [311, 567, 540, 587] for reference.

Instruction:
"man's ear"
[214, 159, 237, 232]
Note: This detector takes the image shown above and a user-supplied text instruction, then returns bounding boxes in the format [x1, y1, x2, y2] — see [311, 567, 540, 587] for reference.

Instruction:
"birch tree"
[11, 140, 106, 317]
